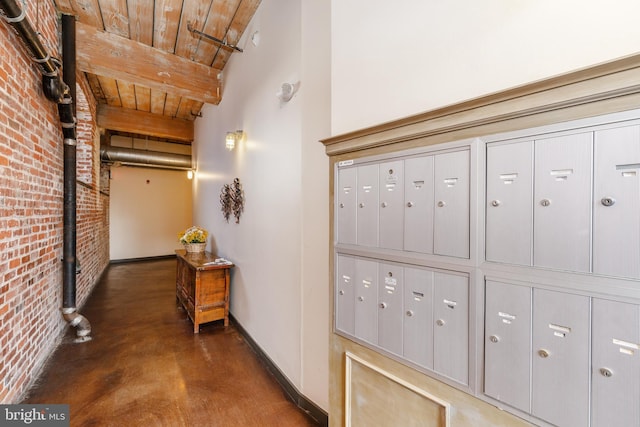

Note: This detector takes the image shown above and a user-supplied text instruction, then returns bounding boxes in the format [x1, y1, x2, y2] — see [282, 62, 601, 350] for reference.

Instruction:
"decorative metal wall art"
[220, 177, 245, 223]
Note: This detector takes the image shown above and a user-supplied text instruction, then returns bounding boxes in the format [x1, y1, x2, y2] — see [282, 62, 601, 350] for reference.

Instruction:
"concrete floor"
[23, 258, 318, 427]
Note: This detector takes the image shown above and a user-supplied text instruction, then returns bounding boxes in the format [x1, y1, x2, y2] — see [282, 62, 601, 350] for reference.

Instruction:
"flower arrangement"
[178, 226, 208, 244]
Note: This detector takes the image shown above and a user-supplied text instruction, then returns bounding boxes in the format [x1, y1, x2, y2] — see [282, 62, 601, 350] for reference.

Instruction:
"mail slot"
[592, 298, 640, 426]
[336, 167, 357, 245]
[403, 155, 435, 254]
[379, 160, 404, 250]
[403, 267, 434, 369]
[485, 140, 533, 265]
[484, 280, 532, 413]
[433, 271, 468, 385]
[593, 125, 640, 279]
[335, 255, 356, 335]
[533, 132, 592, 272]
[532, 288, 590, 426]
[377, 263, 403, 355]
[354, 258, 378, 345]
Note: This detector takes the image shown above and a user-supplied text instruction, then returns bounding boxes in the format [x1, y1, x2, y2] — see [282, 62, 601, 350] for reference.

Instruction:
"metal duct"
[101, 146, 193, 170]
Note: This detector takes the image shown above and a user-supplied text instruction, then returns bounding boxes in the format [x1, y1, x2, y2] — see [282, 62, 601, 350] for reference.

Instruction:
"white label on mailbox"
[385, 183, 396, 192]
[550, 168, 573, 181]
[549, 323, 571, 338]
[338, 160, 354, 167]
[443, 178, 458, 187]
[342, 186, 352, 194]
[443, 299, 457, 309]
[612, 338, 640, 350]
[342, 275, 351, 283]
[616, 163, 640, 171]
[362, 279, 371, 287]
[362, 185, 372, 193]
[499, 311, 516, 325]
[384, 277, 397, 286]
[499, 173, 518, 185]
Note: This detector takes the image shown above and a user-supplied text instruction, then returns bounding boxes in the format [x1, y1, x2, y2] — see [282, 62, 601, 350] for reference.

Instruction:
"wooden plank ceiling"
[54, 0, 261, 143]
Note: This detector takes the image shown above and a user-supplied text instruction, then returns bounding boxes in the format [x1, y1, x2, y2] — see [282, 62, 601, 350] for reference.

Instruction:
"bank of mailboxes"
[337, 149, 470, 258]
[486, 124, 640, 278]
[336, 254, 469, 385]
[485, 280, 640, 427]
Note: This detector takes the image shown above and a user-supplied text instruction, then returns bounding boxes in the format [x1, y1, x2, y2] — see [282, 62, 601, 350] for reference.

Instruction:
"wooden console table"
[175, 250, 234, 333]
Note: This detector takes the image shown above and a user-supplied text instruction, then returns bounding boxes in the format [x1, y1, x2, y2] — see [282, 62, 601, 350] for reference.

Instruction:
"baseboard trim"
[230, 314, 328, 427]
[109, 254, 176, 264]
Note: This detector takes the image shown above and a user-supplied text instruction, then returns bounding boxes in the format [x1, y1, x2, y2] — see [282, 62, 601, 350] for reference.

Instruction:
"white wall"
[331, 0, 640, 135]
[192, 0, 330, 411]
[109, 167, 193, 260]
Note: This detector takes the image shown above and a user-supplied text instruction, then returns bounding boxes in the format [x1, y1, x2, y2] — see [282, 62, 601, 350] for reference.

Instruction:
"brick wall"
[0, 7, 109, 403]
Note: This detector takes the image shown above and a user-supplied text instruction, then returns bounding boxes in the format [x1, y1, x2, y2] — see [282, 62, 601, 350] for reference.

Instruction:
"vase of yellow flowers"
[178, 226, 208, 253]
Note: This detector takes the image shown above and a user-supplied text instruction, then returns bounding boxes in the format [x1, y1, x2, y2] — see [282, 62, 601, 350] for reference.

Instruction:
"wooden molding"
[76, 22, 222, 105]
[344, 352, 450, 427]
[97, 104, 194, 142]
[321, 53, 640, 156]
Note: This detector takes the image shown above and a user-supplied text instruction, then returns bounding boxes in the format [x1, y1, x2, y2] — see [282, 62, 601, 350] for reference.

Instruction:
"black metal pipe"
[61, 13, 77, 312]
[62, 14, 76, 116]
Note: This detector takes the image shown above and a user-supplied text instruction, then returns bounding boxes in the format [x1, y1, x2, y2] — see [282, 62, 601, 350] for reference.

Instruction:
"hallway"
[22, 258, 318, 426]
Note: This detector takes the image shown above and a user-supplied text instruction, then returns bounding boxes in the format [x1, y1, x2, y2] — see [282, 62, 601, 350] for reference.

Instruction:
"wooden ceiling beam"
[76, 21, 221, 105]
[97, 104, 194, 142]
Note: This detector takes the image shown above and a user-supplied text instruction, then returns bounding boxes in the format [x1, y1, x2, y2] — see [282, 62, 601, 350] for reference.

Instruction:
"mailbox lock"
[381, 202, 388, 208]
[601, 197, 616, 207]
[540, 199, 551, 207]
[489, 335, 500, 343]
[436, 319, 445, 326]
[437, 201, 446, 208]
[599, 367, 613, 378]
[406, 201, 414, 208]
[406, 310, 414, 317]
[538, 349, 550, 358]
[491, 200, 501, 207]
[359, 203, 365, 208]
[338, 290, 345, 296]
[357, 296, 364, 302]
[379, 302, 387, 309]
[339, 203, 345, 208]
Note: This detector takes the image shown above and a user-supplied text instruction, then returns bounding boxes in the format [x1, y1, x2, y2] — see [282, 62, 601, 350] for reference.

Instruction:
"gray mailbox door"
[592, 298, 640, 427]
[533, 132, 592, 272]
[379, 160, 404, 250]
[337, 167, 357, 245]
[485, 140, 533, 266]
[484, 280, 532, 413]
[377, 262, 404, 355]
[403, 267, 434, 369]
[404, 155, 434, 254]
[354, 258, 378, 345]
[532, 289, 590, 427]
[593, 125, 640, 279]
[357, 164, 379, 247]
[433, 150, 470, 258]
[335, 255, 356, 335]
[433, 271, 469, 385]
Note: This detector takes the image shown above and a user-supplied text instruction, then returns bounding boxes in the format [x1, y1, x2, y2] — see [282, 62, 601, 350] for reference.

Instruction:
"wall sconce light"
[225, 130, 244, 151]
[187, 170, 194, 180]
